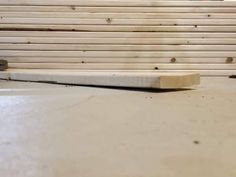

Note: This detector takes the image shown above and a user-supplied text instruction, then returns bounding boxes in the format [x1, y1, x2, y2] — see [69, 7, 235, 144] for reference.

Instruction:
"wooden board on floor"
[0, 69, 200, 89]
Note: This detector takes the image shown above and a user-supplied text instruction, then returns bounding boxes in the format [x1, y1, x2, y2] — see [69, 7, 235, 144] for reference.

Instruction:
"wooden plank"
[1, 6, 236, 13]
[2, 12, 236, 19]
[2, 51, 236, 58]
[2, 57, 233, 64]
[2, 69, 233, 77]
[2, 18, 236, 25]
[1, 44, 236, 51]
[0, 0, 236, 7]
[1, 31, 236, 38]
[0, 69, 200, 89]
[8, 63, 236, 70]
[1, 37, 236, 45]
[1, 24, 235, 32]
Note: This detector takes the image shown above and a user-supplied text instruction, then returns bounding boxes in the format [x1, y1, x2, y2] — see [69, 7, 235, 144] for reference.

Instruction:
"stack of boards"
[2, 0, 236, 88]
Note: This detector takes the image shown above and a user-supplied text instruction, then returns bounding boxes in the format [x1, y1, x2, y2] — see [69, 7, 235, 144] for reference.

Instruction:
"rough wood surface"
[0, 0, 236, 76]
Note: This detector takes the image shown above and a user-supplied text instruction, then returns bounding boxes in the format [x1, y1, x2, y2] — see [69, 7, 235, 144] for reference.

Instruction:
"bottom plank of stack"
[0, 69, 200, 89]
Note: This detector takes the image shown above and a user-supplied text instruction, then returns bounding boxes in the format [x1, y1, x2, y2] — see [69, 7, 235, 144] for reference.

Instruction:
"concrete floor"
[0, 77, 236, 177]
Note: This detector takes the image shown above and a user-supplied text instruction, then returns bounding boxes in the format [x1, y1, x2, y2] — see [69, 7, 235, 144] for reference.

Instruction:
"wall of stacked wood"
[0, 0, 236, 76]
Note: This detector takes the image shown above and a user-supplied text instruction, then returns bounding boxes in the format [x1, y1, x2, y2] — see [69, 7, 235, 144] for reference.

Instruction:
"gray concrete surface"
[0, 77, 236, 177]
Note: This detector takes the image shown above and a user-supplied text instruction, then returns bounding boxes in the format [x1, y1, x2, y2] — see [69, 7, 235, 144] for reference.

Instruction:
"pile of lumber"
[1, 0, 236, 88]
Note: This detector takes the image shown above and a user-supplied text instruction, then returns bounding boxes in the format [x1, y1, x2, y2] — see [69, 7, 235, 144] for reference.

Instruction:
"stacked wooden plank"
[0, 0, 236, 77]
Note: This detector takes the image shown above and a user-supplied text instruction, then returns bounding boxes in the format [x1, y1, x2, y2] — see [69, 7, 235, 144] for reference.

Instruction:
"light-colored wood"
[1, 6, 236, 13]
[1, 51, 236, 58]
[1, 37, 236, 45]
[2, 12, 236, 19]
[2, 18, 236, 25]
[2, 57, 233, 64]
[1, 24, 235, 32]
[2, 69, 235, 76]
[177, 70, 236, 76]
[0, 0, 235, 77]
[0, 69, 200, 89]
[1, 31, 236, 38]
[1, 44, 236, 51]
[8, 63, 236, 70]
[0, 0, 236, 7]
